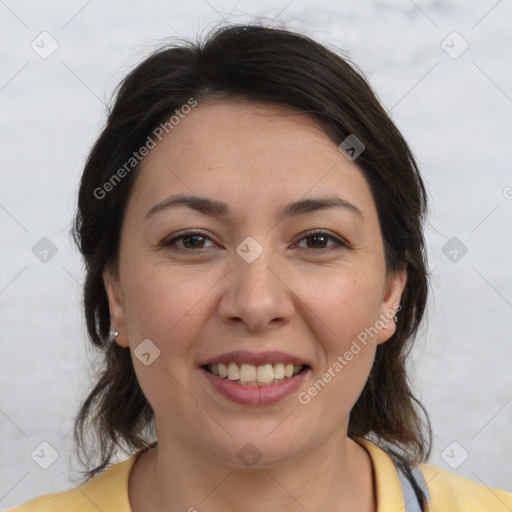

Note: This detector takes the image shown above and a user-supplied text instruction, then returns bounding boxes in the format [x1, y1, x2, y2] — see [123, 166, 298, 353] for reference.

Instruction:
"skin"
[103, 99, 406, 512]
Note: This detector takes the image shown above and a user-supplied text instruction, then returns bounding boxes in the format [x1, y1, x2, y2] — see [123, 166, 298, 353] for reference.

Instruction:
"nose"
[217, 247, 296, 332]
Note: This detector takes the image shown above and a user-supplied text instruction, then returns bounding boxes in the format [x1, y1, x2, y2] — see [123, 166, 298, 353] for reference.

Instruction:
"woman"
[9, 23, 512, 512]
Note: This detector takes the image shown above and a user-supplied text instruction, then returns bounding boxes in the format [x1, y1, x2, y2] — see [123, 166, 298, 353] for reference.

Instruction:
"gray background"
[1, 0, 511, 507]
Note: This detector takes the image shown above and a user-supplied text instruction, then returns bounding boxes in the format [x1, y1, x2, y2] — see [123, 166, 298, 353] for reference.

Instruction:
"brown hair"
[72, 22, 432, 503]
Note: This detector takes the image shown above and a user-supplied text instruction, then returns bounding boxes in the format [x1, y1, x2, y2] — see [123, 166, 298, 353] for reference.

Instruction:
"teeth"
[218, 363, 228, 378]
[227, 362, 240, 381]
[207, 362, 304, 385]
[240, 363, 257, 382]
[256, 364, 274, 383]
[274, 363, 285, 379]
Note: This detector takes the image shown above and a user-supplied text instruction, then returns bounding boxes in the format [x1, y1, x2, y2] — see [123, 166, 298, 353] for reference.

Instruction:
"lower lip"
[200, 367, 310, 406]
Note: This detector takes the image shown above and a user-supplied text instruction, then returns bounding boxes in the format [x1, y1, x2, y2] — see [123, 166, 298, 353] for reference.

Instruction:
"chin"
[201, 426, 307, 470]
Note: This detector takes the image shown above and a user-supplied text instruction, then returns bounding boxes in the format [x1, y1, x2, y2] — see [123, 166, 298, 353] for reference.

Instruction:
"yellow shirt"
[7, 438, 512, 511]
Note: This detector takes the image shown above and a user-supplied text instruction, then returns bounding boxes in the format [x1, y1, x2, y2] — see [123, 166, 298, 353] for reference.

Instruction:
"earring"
[110, 329, 119, 338]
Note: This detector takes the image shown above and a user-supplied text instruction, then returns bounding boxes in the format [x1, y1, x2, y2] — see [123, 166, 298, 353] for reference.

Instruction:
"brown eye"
[296, 230, 347, 251]
[162, 231, 215, 250]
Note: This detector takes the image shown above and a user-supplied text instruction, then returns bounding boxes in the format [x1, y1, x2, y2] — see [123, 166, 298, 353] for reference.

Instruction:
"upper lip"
[201, 350, 310, 367]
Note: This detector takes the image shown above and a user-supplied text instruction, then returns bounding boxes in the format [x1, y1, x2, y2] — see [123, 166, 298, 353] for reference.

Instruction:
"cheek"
[294, 267, 382, 406]
[298, 266, 384, 345]
[121, 260, 224, 358]
[120, 264, 218, 418]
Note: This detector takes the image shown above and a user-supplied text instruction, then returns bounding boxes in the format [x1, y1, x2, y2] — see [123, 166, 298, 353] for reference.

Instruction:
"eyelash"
[161, 229, 348, 253]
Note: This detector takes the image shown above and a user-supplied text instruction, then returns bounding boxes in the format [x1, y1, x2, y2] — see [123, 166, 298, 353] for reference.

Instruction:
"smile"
[205, 362, 306, 386]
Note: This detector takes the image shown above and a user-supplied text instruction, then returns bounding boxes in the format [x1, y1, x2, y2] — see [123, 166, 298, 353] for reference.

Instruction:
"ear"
[103, 265, 129, 348]
[376, 267, 407, 345]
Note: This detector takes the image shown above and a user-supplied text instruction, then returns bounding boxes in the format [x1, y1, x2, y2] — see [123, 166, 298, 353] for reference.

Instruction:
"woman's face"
[104, 100, 406, 467]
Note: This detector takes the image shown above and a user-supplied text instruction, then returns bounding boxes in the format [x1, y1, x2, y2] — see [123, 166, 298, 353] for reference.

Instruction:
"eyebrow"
[144, 193, 363, 222]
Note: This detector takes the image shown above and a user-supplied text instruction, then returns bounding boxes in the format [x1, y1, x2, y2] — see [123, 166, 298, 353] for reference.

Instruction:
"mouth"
[199, 350, 311, 405]
[203, 362, 309, 386]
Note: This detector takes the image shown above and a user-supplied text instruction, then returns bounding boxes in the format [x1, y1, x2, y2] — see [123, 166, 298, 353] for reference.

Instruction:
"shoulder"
[419, 463, 512, 511]
[5, 454, 138, 512]
[5, 487, 94, 512]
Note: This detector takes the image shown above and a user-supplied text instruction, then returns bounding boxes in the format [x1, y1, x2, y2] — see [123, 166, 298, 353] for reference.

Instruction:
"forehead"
[126, 100, 377, 223]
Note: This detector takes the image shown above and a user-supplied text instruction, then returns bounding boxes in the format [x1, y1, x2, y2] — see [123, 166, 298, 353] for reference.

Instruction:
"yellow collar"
[77, 438, 408, 511]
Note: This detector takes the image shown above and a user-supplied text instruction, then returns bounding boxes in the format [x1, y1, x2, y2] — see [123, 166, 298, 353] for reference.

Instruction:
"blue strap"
[395, 464, 431, 511]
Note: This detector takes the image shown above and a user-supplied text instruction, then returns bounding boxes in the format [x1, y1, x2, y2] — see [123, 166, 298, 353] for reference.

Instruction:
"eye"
[162, 230, 216, 250]
[295, 230, 347, 251]
[161, 229, 348, 252]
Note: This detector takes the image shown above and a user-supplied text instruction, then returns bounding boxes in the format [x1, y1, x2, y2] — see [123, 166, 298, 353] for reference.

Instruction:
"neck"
[129, 432, 375, 512]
